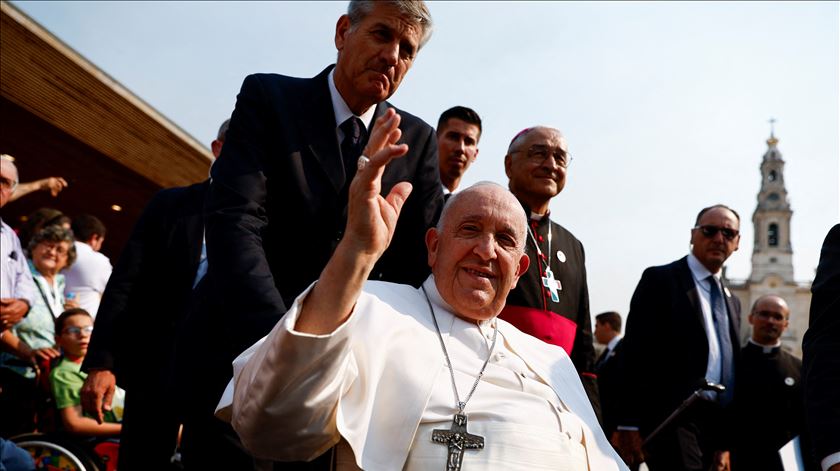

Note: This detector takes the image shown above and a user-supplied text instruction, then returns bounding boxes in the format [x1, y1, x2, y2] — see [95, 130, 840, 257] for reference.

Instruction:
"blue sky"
[12, 1, 839, 322]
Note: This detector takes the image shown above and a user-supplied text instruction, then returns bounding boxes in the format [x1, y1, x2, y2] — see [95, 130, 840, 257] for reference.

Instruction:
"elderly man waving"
[217, 110, 625, 470]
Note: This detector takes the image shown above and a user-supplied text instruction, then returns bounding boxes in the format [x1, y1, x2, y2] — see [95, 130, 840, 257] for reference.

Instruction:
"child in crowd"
[50, 308, 125, 436]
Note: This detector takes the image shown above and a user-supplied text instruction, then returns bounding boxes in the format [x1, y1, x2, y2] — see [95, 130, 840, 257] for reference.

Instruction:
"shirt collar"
[328, 69, 376, 132]
[606, 335, 622, 351]
[687, 252, 720, 281]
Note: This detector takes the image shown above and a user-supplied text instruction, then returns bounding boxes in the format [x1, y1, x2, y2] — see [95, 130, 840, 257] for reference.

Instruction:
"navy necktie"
[708, 275, 734, 405]
[340, 117, 366, 186]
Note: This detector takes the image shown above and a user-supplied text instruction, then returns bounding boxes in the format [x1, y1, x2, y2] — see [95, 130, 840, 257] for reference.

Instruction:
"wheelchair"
[4, 356, 120, 471]
[11, 433, 118, 471]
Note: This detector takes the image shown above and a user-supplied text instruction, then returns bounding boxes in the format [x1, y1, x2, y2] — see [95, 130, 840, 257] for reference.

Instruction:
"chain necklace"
[422, 286, 496, 470]
[527, 218, 562, 304]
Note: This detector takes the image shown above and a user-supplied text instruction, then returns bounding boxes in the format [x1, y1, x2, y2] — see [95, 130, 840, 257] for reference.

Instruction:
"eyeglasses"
[754, 311, 787, 322]
[511, 145, 572, 168]
[63, 326, 94, 336]
[694, 225, 739, 241]
[39, 243, 69, 256]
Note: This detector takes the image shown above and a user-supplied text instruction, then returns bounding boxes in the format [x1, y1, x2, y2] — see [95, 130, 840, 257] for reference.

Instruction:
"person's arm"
[81, 191, 168, 421]
[58, 405, 121, 436]
[9, 177, 68, 202]
[610, 268, 663, 467]
[204, 75, 293, 354]
[0, 298, 30, 330]
[0, 330, 59, 362]
[229, 109, 411, 460]
[803, 224, 840, 471]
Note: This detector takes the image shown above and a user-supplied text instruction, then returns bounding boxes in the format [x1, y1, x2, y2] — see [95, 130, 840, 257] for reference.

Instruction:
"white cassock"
[216, 276, 628, 471]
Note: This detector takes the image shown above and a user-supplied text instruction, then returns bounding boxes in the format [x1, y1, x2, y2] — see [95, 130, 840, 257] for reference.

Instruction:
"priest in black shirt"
[732, 294, 817, 471]
[499, 126, 599, 411]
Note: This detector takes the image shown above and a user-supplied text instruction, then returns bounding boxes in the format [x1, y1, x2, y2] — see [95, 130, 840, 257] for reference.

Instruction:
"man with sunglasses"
[612, 204, 742, 471]
[499, 126, 600, 415]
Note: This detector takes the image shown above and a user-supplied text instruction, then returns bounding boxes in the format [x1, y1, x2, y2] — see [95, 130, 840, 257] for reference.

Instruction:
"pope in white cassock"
[215, 109, 627, 470]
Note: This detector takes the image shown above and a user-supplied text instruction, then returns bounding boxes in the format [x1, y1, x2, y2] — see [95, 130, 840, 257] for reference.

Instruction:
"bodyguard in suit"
[803, 224, 840, 471]
[594, 311, 624, 438]
[79, 120, 228, 470]
[612, 204, 742, 471]
[189, 1, 442, 468]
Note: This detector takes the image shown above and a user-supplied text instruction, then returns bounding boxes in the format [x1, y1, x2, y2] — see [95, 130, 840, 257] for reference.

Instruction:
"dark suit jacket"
[803, 224, 840, 464]
[616, 256, 741, 435]
[191, 66, 443, 418]
[596, 338, 624, 437]
[83, 180, 208, 467]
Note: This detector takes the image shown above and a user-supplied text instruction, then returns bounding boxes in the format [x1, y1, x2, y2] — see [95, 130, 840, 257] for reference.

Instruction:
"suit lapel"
[301, 66, 345, 193]
[677, 257, 706, 329]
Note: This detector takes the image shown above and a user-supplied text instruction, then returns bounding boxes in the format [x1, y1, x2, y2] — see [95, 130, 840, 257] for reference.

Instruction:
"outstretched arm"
[10, 177, 68, 201]
[294, 108, 412, 335]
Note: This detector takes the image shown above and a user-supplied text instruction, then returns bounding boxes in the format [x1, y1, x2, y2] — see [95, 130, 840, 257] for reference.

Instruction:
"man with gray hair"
[499, 126, 601, 414]
[217, 117, 626, 470]
[194, 1, 443, 468]
[0, 157, 36, 333]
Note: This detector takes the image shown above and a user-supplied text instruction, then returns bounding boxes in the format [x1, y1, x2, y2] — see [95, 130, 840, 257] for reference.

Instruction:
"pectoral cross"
[431, 413, 484, 471]
[542, 267, 562, 303]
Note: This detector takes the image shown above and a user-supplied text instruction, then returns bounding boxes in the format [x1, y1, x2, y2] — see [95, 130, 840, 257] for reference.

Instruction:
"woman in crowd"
[0, 225, 77, 435]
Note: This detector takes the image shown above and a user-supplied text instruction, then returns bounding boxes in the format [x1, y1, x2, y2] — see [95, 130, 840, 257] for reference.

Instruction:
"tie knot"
[341, 117, 364, 145]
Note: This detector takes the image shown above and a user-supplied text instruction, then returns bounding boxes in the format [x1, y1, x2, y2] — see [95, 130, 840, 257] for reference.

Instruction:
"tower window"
[768, 223, 779, 247]
[768, 192, 780, 201]
[768, 170, 777, 182]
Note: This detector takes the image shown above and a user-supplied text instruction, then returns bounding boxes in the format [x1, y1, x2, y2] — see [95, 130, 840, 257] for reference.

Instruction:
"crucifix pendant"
[431, 413, 484, 471]
[542, 267, 562, 303]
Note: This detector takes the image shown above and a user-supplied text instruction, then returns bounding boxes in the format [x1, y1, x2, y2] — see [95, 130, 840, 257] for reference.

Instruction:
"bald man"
[732, 295, 817, 471]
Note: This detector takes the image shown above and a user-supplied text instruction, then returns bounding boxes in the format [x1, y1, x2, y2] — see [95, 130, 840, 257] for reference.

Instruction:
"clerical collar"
[327, 69, 376, 132]
[748, 338, 781, 354]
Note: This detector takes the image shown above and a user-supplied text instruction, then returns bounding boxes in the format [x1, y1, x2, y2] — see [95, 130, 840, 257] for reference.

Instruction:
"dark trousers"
[118, 390, 182, 471]
[180, 413, 259, 470]
[180, 412, 333, 471]
[0, 369, 36, 438]
[644, 400, 726, 471]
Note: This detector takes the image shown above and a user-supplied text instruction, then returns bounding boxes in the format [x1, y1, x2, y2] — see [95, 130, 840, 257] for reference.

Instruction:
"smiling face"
[690, 207, 740, 273]
[504, 127, 569, 214]
[427, 184, 530, 321]
[32, 240, 71, 277]
[333, 3, 422, 114]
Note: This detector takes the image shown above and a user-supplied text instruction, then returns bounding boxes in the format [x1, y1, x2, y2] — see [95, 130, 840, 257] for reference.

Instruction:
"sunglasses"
[695, 225, 739, 241]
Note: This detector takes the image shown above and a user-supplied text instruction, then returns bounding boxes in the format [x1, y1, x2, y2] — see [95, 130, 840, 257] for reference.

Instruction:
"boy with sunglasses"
[51, 308, 124, 436]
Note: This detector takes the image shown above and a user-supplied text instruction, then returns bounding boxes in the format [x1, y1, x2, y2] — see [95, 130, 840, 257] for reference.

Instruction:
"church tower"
[749, 126, 794, 284]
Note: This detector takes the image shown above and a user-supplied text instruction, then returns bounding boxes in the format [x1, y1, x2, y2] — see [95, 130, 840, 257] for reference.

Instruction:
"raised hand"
[344, 108, 412, 262]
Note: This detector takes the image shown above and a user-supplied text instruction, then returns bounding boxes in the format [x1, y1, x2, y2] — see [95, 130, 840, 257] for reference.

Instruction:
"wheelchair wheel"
[11, 433, 103, 471]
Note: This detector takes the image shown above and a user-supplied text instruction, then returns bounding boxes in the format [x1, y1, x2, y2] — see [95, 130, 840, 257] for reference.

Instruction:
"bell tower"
[749, 121, 794, 284]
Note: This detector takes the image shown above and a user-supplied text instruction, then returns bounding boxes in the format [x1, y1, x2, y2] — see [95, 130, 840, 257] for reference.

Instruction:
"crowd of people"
[1, 1, 838, 471]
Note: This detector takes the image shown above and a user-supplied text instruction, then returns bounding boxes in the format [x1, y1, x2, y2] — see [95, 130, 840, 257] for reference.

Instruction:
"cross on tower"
[769, 117, 776, 137]
[431, 413, 484, 471]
